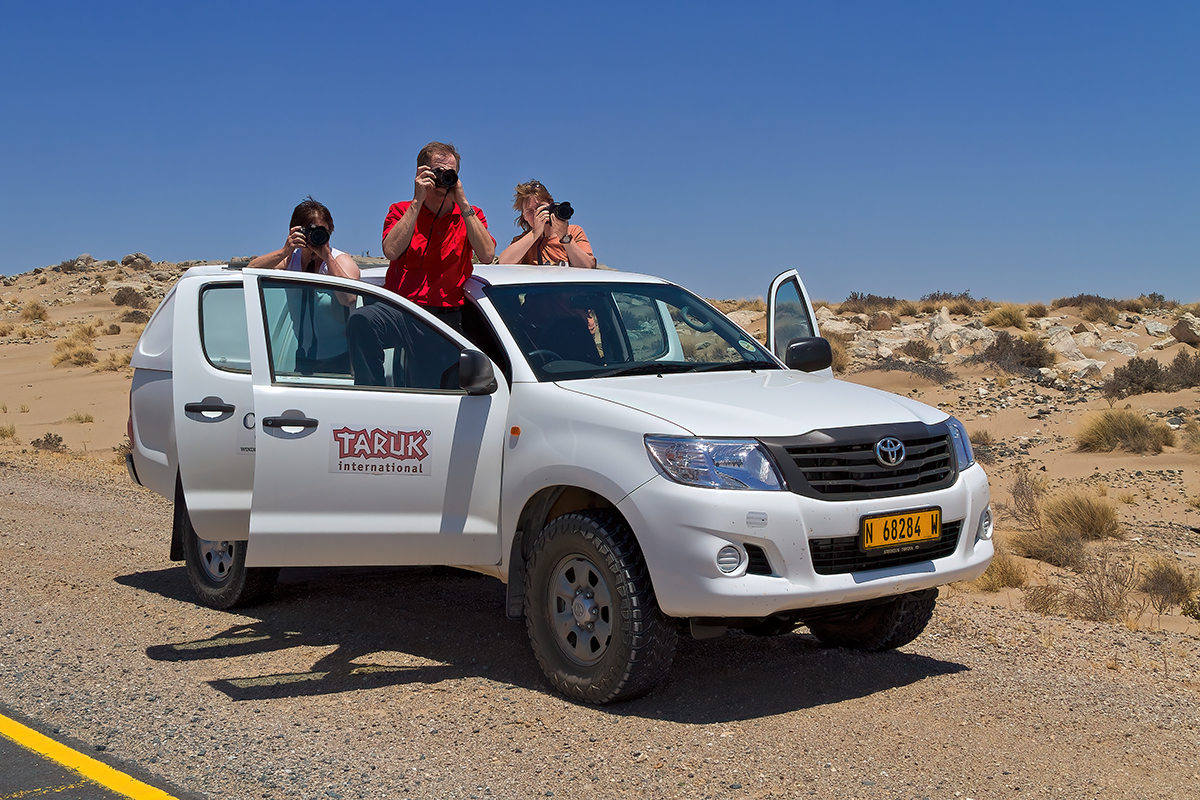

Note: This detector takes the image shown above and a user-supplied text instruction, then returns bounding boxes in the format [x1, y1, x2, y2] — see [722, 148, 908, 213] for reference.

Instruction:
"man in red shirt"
[348, 141, 495, 386]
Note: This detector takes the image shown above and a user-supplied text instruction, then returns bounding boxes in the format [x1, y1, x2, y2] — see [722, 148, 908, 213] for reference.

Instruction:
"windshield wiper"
[594, 362, 696, 378]
[691, 360, 779, 373]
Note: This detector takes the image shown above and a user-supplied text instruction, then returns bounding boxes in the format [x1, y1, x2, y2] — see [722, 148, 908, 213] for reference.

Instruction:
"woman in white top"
[249, 197, 361, 375]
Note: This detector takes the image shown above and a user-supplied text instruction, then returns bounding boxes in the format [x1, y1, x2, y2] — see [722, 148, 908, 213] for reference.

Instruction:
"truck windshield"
[487, 282, 780, 381]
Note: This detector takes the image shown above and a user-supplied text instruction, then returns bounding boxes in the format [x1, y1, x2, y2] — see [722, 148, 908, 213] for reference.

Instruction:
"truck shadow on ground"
[117, 565, 967, 723]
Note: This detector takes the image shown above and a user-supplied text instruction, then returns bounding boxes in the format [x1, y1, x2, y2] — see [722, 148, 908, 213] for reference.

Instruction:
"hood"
[558, 370, 948, 437]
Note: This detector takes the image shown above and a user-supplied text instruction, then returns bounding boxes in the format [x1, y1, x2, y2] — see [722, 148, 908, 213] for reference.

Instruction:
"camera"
[546, 201, 574, 221]
[302, 225, 330, 247]
[432, 167, 458, 188]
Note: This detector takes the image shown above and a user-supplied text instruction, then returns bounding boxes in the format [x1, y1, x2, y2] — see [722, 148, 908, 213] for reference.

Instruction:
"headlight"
[644, 436, 785, 490]
[946, 416, 974, 469]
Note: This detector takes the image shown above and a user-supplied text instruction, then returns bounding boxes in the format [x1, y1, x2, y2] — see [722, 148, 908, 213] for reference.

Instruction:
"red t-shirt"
[382, 201, 494, 308]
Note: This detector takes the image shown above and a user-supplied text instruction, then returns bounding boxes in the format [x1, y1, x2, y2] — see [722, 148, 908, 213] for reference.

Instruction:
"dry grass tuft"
[897, 339, 934, 361]
[1080, 302, 1119, 324]
[96, 352, 132, 372]
[1117, 492, 1136, 505]
[0, 423, 16, 440]
[1023, 584, 1066, 615]
[1011, 526, 1085, 569]
[1182, 419, 1200, 455]
[19, 404, 29, 413]
[825, 332, 851, 374]
[1094, 483, 1107, 497]
[0, 322, 12, 337]
[974, 544, 1027, 592]
[20, 300, 49, 322]
[1007, 464, 1046, 528]
[67, 411, 94, 423]
[893, 299, 919, 317]
[1025, 302, 1048, 318]
[1139, 558, 1200, 615]
[983, 303, 1028, 330]
[1076, 408, 1175, 454]
[51, 344, 98, 367]
[969, 429, 995, 446]
[1042, 491, 1121, 541]
[1067, 552, 1138, 622]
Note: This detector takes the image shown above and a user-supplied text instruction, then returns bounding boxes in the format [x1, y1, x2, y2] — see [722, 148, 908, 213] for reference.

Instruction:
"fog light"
[976, 506, 994, 542]
[716, 545, 742, 574]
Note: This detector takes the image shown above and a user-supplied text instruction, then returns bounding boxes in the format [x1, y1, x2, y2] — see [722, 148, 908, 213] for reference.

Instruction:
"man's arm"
[453, 182, 495, 264]
[382, 203, 423, 261]
[248, 227, 306, 269]
[498, 229, 541, 264]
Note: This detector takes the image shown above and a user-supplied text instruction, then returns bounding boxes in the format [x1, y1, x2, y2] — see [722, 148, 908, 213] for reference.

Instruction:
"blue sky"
[2, 1, 1196, 303]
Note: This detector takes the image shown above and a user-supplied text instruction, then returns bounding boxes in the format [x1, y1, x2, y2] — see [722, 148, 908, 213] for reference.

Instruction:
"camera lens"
[304, 225, 330, 247]
[432, 168, 458, 188]
[550, 201, 574, 221]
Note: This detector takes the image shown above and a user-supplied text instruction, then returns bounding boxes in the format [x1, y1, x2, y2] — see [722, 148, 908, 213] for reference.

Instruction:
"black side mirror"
[784, 337, 833, 373]
[459, 349, 498, 395]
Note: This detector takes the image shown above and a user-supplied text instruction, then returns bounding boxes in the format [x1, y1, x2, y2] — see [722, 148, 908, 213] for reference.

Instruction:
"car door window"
[259, 278, 463, 391]
[200, 284, 251, 373]
[772, 278, 815, 354]
[614, 292, 668, 360]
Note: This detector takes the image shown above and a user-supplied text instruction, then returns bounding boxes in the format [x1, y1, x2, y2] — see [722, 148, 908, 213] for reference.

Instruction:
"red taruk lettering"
[333, 427, 429, 461]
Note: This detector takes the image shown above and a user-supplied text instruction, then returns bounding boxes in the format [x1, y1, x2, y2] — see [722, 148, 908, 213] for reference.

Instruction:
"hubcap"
[549, 555, 613, 666]
[197, 537, 235, 583]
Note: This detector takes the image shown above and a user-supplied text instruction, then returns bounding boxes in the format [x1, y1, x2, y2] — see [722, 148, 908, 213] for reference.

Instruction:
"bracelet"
[460, 206, 475, 218]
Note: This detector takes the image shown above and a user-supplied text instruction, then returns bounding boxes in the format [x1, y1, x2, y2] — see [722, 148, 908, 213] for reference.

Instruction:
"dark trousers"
[346, 302, 462, 388]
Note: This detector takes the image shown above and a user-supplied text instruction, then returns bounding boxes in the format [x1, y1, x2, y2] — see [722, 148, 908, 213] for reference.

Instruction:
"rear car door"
[767, 269, 830, 375]
[241, 270, 508, 567]
[172, 274, 257, 540]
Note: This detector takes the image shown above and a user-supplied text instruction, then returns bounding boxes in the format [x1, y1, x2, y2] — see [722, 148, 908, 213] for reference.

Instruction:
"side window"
[773, 279, 814, 354]
[614, 292, 668, 361]
[200, 284, 251, 373]
[259, 278, 464, 391]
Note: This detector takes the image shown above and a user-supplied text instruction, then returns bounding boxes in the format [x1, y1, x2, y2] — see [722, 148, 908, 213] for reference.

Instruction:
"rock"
[1169, 313, 1200, 346]
[1145, 321, 1171, 337]
[121, 252, 153, 271]
[726, 309, 764, 332]
[868, 311, 893, 331]
[1072, 322, 1099, 334]
[1100, 339, 1138, 356]
[876, 345, 893, 359]
[76, 253, 95, 267]
[1056, 358, 1106, 380]
[1048, 329, 1085, 361]
[1072, 331, 1101, 349]
[849, 314, 870, 329]
[819, 318, 859, 337]
[815, 306, 837, 321]
[1148, 336, 1177, 351]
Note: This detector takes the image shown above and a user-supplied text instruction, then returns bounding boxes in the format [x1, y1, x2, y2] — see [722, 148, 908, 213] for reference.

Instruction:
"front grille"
[810, 520, 962, 575]
[762, 422, 956, 501]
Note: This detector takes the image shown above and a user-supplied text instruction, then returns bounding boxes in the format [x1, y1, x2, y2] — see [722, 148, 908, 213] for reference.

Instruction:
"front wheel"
[524, 511, 677, 703]
[181, 499, 277, 610]
[806, 588, 938, 651]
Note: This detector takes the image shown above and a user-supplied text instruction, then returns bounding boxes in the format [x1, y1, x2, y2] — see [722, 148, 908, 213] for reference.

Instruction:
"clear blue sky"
[2, 1, 1196, 303]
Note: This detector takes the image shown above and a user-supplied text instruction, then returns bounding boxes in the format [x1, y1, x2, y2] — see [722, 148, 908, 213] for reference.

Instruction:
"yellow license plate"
[861, 508, 941, 552]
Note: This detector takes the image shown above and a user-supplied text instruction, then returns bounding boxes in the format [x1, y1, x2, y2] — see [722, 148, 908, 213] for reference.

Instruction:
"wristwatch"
[559, 234, 573, 244]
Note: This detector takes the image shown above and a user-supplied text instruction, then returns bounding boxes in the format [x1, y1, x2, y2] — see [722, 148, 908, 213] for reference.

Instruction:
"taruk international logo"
[330, 426, 431, 475]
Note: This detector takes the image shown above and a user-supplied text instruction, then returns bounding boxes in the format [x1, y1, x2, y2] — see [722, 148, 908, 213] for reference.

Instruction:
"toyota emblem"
[875, 437, 906, 468]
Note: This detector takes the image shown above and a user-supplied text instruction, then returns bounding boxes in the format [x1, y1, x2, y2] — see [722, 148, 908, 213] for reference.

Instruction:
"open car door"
[767, 269, 832, 377]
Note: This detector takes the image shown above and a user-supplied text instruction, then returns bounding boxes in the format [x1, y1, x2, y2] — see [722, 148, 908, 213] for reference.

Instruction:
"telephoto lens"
[547, 201, 574, 221]
[303, 225, 331, 247]
[432, 168, 458, 188]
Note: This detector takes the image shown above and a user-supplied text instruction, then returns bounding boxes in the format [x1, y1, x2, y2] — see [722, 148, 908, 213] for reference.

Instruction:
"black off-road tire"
[806, 588, 938, 651]
[524, 510, 677, 704]
[180, 498, 278, 610]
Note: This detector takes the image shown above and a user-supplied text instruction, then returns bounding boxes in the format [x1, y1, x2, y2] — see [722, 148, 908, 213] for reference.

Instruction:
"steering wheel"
[527, 349, 562, 365]
[679, 305, 713, 332]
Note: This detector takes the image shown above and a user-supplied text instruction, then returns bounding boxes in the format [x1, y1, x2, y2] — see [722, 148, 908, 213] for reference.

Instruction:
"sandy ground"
[2, 262, 1199, 797]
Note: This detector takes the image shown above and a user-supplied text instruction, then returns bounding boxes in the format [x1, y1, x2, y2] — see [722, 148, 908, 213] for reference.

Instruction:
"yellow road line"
[0, 713, 179, 800]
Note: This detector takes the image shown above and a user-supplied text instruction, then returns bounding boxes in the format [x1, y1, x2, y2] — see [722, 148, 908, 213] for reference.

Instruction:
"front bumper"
[617, 463, 992, 618]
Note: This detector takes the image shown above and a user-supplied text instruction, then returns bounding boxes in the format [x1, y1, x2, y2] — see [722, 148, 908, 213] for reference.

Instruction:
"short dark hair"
[417, 141, 461, 170]
[289, 196, 333, 232]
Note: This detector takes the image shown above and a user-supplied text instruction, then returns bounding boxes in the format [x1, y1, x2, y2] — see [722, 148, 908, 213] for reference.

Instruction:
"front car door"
[241, 270, 508, 568]
[767, 269, 830, 376]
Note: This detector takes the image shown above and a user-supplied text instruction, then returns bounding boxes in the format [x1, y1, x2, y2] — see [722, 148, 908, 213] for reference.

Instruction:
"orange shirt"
[512, 224, 594, 266]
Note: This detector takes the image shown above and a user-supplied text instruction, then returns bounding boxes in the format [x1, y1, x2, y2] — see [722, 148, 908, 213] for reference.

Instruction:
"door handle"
[185, 400, 235, 414]
[262, 416, 319, 429]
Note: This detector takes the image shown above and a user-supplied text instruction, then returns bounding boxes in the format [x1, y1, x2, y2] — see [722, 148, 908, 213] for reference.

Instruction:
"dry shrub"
[822, 331, 851, 374]
[120, 309, 150, 324]
[106, 324, 121, 335]
[919, 301, 939, 315]
[1067, 552, 1138, 622]
[0, 422, 15, 440]
[1008, 464, 1045, 528]
[897, 339, 934, 361]
[811, 299, 830, 310]
[1025, 302, 1048, 318]
[96, 352, 132, 371]
[1076, 408, 1175, 454]
[20, 300, 49, 322]
[967, 331, 1055, 374]
[983, 303, 1028, 330]
[1011, 527, 1085, 569]
[1183, 419, 1200, 455]
[1139, 558, 1200, 615]
[31, 432, 65, 452]
[893, 299, 918, 317]
[1023, 584, 1066, 615]
[1120, 298, 1145, 314]
[1176, 301, 1200, 317]
[1052, 293, 1113, 310]
[1167, 349, 1200, 388]
[948, 298, 977, 316]
[1117, 492, 1136, 505]
[50, 344, 97, 367]
[839, 292, 897, 315]
[968, 429, 994, 446]
[111, 286, 150, 309]
[0, 322, 12, 336]
[711, 297, 765, 314]
[1042, 491, 1121, 541]
[974, 544, 1027, 592]
[67, 411, 93, 423]
[1081, 302, 1119, 324]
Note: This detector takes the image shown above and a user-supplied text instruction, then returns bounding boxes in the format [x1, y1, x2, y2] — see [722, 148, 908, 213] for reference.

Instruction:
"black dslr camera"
[432, 167, 458, 188]
[302, 224, 330, 247]
[546, 201, 574, 221]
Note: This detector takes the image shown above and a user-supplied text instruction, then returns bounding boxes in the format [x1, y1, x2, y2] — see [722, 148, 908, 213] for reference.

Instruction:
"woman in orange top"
[498, 180, 597, 268]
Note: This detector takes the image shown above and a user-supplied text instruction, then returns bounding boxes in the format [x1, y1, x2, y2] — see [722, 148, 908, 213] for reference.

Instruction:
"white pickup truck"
[127, 263, 992, 703]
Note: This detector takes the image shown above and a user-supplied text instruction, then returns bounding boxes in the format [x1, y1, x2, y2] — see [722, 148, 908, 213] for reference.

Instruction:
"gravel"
[2, 455, 1198, 799]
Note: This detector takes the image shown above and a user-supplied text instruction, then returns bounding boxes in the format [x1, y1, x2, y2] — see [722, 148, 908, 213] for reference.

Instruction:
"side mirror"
[784, 337, 833, 373]
[459, 349, 498, 395]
